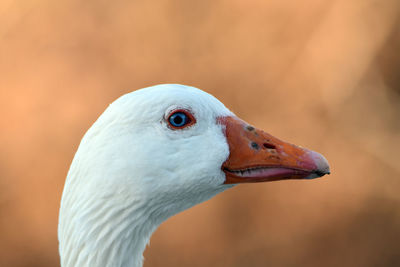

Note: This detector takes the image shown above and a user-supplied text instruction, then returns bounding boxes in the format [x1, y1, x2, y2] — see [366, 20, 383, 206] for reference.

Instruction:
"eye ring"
[167, 109, 196, 129]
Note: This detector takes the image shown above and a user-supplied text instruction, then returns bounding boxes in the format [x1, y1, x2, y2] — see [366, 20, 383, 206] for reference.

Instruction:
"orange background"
[1, 0, 400, 266]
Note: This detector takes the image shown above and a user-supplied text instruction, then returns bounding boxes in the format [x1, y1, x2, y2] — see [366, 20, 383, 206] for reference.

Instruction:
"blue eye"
[168, 110, 195, 129]
[169, 112, 188, 127]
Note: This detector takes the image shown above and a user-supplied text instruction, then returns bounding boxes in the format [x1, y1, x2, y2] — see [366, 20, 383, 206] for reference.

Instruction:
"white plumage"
[59, 84, 329, 267]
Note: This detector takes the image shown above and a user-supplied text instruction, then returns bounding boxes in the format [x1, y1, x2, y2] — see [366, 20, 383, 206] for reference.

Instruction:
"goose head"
[58, 84, 330, 267]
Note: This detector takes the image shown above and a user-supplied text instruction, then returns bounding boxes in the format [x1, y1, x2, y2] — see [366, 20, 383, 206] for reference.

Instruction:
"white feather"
[58, 84, 235, 267]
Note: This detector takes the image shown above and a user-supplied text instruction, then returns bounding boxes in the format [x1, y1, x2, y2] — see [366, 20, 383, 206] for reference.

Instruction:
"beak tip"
[308, 150, 331, 178]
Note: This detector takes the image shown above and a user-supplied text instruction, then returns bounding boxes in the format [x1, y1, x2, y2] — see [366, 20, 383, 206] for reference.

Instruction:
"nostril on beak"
[263, 143, 276, 149]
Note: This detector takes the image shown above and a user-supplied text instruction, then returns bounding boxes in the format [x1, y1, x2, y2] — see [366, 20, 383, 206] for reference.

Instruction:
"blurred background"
[1, 0, 400, 266]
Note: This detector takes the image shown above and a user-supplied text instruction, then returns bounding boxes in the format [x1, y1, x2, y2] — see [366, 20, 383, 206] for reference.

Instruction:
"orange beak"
[218, 116, 330, 184]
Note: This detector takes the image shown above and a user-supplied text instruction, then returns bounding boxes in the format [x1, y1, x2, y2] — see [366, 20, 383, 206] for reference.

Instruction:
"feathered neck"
[58, 84, 234, 266]
[59, 189, 161, 267]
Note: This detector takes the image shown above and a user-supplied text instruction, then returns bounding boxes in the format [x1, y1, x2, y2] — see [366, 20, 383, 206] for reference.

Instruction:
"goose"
[58, 84, 330, 267]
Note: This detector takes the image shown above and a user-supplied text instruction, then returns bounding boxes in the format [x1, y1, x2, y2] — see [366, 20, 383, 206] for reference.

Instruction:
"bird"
[58, 84, 330, 267]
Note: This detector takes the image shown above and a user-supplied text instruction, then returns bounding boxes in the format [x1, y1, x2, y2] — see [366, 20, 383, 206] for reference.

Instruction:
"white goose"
[58, 84, 330, 267]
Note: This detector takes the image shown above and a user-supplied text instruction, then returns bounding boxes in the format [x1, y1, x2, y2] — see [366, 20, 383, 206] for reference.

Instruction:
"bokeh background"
[1, 0, 400, 266]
